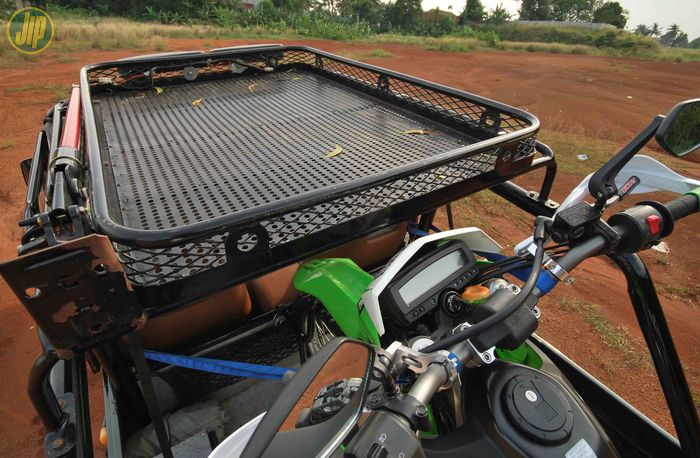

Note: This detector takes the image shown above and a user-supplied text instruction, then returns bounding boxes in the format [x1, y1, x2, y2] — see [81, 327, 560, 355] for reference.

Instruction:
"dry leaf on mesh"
[401, 129, 434, 135]
[248, 83, 256, 93]
[324, 145, 343, 158]
[154, 87, 163, 94]
[192, 98, 203, 107]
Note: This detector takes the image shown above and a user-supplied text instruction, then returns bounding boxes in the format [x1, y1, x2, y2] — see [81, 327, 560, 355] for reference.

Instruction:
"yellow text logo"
[6, 7, 54, 54]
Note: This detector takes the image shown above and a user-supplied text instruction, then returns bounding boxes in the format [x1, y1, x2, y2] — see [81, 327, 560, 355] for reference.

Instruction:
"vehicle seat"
[247, 222, 408, 313]
[139, 284, 252, 351]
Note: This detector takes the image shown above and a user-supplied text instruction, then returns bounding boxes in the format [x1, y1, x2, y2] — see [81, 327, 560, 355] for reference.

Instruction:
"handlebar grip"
[665, 192, 700, 222]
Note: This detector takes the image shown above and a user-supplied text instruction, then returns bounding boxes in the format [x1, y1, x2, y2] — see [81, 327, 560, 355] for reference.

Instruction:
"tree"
[338, 0, 383, 23]
[459, 0, 485, 23]
[659, 24, 689, 47]
[518, 0, 553, 20]
[650, 22, 661, 37]
[690, 37, 700, 49]
[383, 0, 422, 31]
[519, 0, 600, 22]
[634, 24, 651, 36]
[485, 3, 511, 24]
[550, 0, 600, 22]
[592, 1, 627, 28]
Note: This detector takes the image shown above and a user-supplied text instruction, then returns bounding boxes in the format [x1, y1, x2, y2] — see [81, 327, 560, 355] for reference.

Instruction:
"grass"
[0, 137, 15, 151]
[657, 285, 698, 308]
[2, 15, 698, 67]
[55, 55, 80, 63]
[340, 48, 395, 61]
[5, 83, 71, 101]
[557, 296, 649, 367]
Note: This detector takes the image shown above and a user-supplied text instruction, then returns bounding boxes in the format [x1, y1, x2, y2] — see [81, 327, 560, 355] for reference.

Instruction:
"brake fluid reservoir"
[462, 285, 491, 305]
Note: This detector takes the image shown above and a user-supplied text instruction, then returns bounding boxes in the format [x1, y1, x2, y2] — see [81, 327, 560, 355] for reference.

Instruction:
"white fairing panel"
[560, 155, 700, 212]
[209, 412, 264, 458]
[361, 227, 502, 336]
[516, 155, 700, 254]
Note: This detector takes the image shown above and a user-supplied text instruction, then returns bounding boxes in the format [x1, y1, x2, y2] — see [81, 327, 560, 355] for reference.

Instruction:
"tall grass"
[1, 14, 698, 64]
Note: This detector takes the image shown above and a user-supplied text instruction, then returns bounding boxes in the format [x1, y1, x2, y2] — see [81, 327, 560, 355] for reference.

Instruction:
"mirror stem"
[588, 115, 664, 209]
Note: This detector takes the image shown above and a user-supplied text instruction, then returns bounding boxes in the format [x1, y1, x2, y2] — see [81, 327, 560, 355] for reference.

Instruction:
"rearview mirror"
[656, 99, 700, 157]
[242, 338, 374, 458]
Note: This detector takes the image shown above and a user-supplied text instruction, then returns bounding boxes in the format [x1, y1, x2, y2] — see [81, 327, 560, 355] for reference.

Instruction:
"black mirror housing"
[242, 337, 374, 458]
[656, 98, 700, 157]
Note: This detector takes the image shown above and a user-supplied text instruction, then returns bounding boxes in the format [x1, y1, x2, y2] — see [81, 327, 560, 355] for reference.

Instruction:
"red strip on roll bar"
[59, 85, 81, 149]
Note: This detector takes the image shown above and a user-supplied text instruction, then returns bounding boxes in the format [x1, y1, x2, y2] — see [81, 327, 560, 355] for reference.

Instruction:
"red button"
[646, 214, 661, 236]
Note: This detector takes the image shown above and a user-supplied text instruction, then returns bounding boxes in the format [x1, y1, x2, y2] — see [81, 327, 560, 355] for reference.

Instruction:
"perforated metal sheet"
[94, 70, 475, 232]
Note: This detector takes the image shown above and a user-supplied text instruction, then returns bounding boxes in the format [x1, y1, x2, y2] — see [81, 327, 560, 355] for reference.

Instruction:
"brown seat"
[247, 223, 408, 313]
[138, 223, 406, 349]
[140, 284, 252, 351]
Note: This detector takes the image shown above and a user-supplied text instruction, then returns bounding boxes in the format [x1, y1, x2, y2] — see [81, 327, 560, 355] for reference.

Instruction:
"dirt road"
[0, 38, 698, 456]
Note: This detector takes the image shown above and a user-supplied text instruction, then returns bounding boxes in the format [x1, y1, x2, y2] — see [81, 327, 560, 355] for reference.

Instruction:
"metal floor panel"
[93, 70, 474, 231]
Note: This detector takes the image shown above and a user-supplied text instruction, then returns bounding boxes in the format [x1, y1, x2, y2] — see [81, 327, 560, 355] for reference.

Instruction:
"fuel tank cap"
[502, 374, 574, 444]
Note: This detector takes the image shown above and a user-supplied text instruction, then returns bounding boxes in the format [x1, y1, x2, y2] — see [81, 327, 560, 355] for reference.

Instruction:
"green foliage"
[592, 1, 627, 28]
[519, 0, 601, 22]
[459, 0, 485, 24]
[338, 0, 383, 24]
[519, 0, 553, 20]
[0, 0, 15, 20]
[484, 3, 511, 25]
[659, 24, 689, 48]
[550, 0, 598, 22]
[418, 9, 458, 36]
[383, 0, 422, 32]
[491, 23, 658, 50]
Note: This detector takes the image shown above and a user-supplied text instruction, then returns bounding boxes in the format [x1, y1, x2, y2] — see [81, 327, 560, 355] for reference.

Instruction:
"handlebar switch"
[608, 201, 672, 253]
[345, 410, 426, 458]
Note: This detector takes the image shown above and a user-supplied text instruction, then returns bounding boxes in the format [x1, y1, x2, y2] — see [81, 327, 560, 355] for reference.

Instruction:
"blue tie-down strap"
[408, 222, 442, 237]
[143, 350, 298, 381]
[475, 251, 558, 296]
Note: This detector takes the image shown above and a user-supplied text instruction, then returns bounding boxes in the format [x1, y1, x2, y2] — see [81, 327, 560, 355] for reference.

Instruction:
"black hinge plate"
[0, 235, 143, 357]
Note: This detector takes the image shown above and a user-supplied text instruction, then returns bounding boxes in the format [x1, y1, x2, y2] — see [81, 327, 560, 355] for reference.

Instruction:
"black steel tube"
[492, 181, 557, 218]
[27, 350, 64, 432]
[534, 140, 557, 202]
[610, 252, 700, 457]
[72, 355, 94, 458]
[24, 131, 48, 222]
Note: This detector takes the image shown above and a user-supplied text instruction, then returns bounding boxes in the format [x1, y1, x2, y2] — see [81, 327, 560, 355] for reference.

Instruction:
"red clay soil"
[0, 38, 698, 456]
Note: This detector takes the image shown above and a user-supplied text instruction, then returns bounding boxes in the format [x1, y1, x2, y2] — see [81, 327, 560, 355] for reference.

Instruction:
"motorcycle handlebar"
[665, 192, 699, 222]
[552, 190, 699, 284]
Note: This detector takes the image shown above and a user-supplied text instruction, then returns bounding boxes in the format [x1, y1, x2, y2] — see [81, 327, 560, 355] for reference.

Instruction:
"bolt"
[415, 404, 428, 418]
[51, 437, 65, 450]
[482, 353, 492, 363]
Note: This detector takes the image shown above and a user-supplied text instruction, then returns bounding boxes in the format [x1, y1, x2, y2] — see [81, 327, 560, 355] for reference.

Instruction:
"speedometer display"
[380, 240, 479, 327]
[398, 250, 466, 306]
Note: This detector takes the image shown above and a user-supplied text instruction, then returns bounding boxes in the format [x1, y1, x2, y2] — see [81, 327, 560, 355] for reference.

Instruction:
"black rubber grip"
[665, 193, 700, 221]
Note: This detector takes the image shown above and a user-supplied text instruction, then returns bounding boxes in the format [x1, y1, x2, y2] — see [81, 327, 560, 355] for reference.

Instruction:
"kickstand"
[127, 333, 173, 458]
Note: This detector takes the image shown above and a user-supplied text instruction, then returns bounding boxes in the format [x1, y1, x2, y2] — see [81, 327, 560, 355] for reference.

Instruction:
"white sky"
[420, 0, 700, 40]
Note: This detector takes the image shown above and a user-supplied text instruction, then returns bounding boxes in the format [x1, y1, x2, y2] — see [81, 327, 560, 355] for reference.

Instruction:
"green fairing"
[293, 258, 381, 346]
[495, 343, 543, 369]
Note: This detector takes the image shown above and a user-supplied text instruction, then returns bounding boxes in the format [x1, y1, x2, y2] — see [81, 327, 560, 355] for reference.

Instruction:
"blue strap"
[143, 350, 297, 381]
[408, 222, 442, 237]
[475, 251, 557, 295]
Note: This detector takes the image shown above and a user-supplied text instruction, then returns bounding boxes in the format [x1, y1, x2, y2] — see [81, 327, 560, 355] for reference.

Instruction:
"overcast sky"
[420, 0, 700, 40]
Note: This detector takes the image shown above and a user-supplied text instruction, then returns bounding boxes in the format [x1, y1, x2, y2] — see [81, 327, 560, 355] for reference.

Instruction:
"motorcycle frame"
[24, 139, 700, 457]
